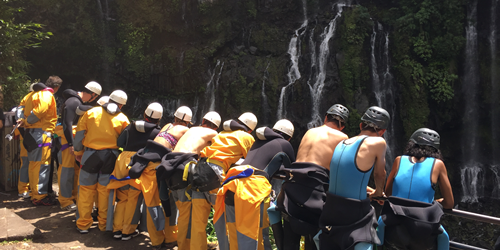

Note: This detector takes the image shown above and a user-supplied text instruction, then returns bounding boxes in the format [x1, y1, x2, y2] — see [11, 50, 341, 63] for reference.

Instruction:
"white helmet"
[145, 102, 163, 120]
[174, 106, 192, 122]
[29, 83, 36, 92]
[203, 111, 221, 128]
[109, 90, 127, 105]
[238, 112, 258, 131]
[97, 96, 109, 106]
[273, 119, 294, 138]
[85, 81, 102, 95]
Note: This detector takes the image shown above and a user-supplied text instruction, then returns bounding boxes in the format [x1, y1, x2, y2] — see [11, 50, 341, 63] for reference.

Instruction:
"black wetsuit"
[61, 89, 84, 147]
[241, 127, 295, 171]
[117, 120, 161, 151]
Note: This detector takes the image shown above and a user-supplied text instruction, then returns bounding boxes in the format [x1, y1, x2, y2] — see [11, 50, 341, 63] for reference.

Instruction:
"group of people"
[11, 76, 454, 250]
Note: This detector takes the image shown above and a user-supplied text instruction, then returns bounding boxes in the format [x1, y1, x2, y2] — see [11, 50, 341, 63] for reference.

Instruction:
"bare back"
[154, 123, 189, 149]
[173, 126, 218, 154]
[296, 125, 348, 169]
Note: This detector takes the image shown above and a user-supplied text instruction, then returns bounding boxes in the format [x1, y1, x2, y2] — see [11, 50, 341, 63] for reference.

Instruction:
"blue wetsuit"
[315, 136, 375, 250]
[377, 156, 449, 250]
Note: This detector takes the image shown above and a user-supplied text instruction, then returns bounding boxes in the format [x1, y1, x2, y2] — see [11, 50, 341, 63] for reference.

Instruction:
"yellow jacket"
[214, 165, 271, 242]
[23, 90, 57, 132]
[200, 130, 255, 172]
[74, 106, 130, 155]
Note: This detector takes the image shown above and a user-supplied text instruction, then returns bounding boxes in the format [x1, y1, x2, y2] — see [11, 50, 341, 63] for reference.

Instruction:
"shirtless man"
[316, 106, 389, 250]
[296, 104, 350, 169]
[280, 104, 349, 250]
[157, 111, 221, 250]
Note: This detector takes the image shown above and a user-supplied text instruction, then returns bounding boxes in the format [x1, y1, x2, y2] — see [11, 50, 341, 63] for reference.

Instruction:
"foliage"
[0, 0, 51, 108]
[387, 0, 465, 136]
[337, 6, 372, 104]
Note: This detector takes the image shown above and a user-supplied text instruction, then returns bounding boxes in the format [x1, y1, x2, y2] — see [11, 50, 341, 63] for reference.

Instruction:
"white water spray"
[277, 0, 308, 119]
[307, 3, 348, 128]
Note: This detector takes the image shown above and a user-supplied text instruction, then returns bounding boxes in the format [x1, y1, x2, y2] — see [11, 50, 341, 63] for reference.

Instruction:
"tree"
[0, 0, 51, 109]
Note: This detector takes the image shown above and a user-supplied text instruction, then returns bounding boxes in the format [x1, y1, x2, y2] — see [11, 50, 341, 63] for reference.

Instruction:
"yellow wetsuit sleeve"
[28, 92, 51, 124]
[74, 112, 88, 155]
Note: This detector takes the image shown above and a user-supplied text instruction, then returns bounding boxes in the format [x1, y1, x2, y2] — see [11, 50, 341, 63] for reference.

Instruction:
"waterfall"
[261, 62, 271, 125]
[96, 0, 111, 87]
[491, 165, 500, 198]
[461, 165, 483, 203]
[277, 0, 308, 119]
[461, 0, 481, 203]
[370, 22, 397, 171]
[491, 0, 499, 164]
[307, 2, 347, 128]
[201, 60, 221, 116]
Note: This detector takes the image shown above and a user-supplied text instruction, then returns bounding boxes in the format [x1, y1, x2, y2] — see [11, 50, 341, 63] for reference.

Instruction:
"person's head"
[237, 112, 258, 133]
[273, 119, 294, 141]
[324, 104, 349, 129]
[82, 81, 102, 103]
[45, 76, 63, 93]
[404, 128, 442, 160]
[97, 96, 109, 106]
[174, 106, 192, 126]
[109, 90, 127, 109]
[144, 102, 163, 124]
[360, 106, 390, 136]
[201, 111, 221, 130]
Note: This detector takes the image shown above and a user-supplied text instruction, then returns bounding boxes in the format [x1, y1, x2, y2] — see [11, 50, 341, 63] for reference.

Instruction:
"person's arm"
[384, 156, 401, 196]
[62, 98, 79, 147]
[369, 138, 387, 198]
[26, 92, 51, 124]
[74, 113, 88, 157]
[435, 159, 454, 209]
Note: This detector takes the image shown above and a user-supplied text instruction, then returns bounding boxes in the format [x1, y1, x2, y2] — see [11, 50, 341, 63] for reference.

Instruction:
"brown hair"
[45, 76, 63, 88]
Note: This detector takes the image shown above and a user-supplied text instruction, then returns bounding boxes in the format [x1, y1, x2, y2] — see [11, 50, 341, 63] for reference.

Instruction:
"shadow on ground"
[1, 183, 178, 250]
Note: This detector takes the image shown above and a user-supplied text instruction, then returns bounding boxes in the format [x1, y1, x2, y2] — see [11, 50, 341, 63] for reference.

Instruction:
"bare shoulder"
[433, 159, 447, 172]
[364, 136, 387, 146]
[328, 128, 348, 139]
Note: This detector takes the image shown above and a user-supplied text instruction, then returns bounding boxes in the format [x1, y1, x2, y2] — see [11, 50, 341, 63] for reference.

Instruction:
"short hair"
[273, 129, 291, 141]
[202, 119, 218, 130]
[360, 121, 379, 133]
[45, 76, 63, 88]
[403, 141, 443, 160]
[174, 117, 189, 126]
[326, 114, 346, 128]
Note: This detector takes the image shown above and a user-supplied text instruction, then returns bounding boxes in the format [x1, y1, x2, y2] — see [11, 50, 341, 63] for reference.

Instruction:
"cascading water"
[201, 60, 222, 116]
[461, 0, 482, 203]
[277, 0, 308, 120]
[307, 2, 348, 128]
[490, 0, 499, 165]
[261, 62, 271, 125]
[370, 22, 397, 171]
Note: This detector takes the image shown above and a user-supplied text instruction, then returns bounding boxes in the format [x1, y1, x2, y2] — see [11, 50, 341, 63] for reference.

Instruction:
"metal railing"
[444, 209, 499, 250]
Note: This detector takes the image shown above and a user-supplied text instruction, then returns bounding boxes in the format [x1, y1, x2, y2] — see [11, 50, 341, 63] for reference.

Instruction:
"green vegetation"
[0, 238, 32, 245]
[0, 0, 51, 108]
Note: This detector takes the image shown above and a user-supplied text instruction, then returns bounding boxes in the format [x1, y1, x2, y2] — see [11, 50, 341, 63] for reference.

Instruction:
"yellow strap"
[183, 161, 196, 181]
[207, 158, 225, 168]
[184, 184, 192, 200]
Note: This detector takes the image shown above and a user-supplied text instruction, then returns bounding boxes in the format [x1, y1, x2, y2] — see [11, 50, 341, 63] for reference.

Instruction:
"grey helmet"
[326, 104, 349, 122]
[410, 128, 440, 150]
[361, 106, 390, 130]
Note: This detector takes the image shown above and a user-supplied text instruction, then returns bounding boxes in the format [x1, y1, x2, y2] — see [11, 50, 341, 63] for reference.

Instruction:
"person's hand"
[368, 189, 386, 205]
[435, 198, 444, 203]
[75, 155, 82, 163]
[16, 119, 24, 127]
[70, 146, 74, 155]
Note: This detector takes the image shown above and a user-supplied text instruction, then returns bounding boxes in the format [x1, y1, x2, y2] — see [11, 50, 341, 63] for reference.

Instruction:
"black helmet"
[326, 104, 349, 122]
[361, 106, 390, 130]
[410, 128, 440, 149]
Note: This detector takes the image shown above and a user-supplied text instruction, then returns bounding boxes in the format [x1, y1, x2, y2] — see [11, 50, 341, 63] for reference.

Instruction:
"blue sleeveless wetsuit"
[329, 135, 372, 199]
[377, 156, 449, 250]
[314, 136, 374, 250]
